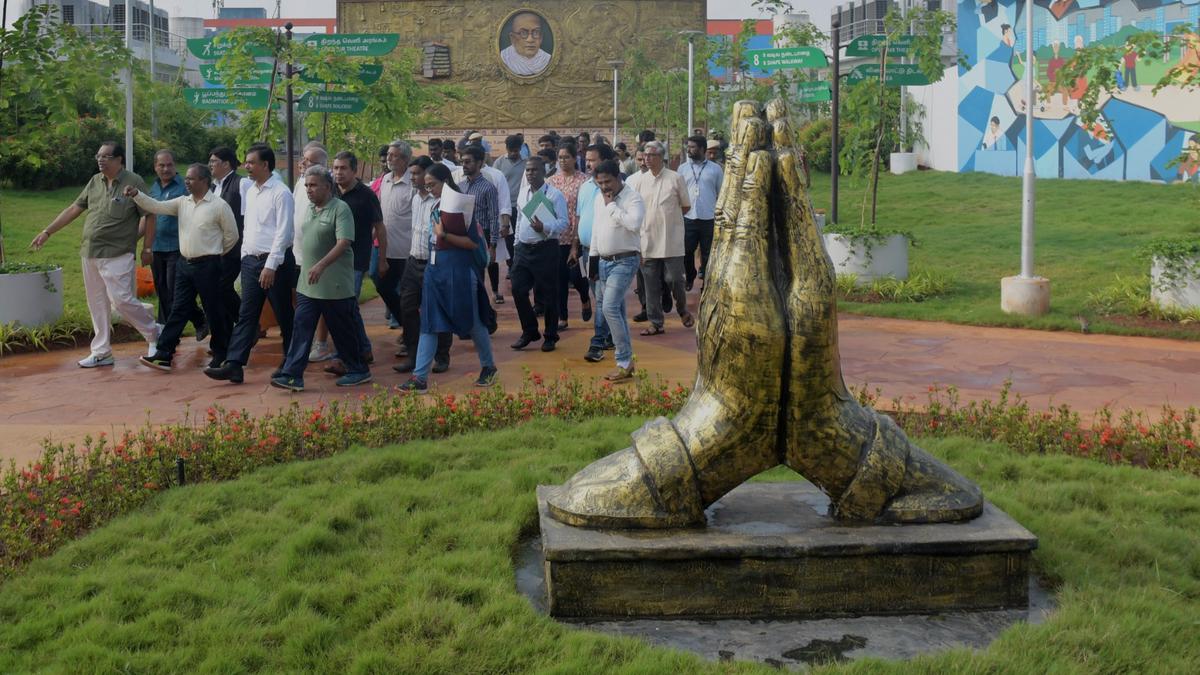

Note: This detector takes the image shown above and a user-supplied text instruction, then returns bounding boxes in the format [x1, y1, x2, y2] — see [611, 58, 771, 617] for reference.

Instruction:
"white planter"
[1151, 256, 1200, 311]
[0, 267, 64, 328]
[822, 233, 909, 282]
[890, 152, 917, 175]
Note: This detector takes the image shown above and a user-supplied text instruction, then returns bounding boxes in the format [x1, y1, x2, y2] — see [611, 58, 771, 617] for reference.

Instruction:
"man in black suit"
[208, 146, 244, 326]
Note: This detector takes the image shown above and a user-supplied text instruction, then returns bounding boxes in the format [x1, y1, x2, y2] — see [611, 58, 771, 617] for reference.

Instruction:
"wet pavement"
[3, 289, 1200, 465]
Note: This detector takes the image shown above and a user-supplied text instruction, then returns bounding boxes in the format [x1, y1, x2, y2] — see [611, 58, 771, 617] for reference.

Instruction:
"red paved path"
[3, 293, 1199, 466]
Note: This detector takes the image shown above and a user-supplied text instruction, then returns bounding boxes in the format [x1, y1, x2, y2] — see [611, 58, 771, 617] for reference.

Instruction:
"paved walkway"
[3, 292, 1200, 467]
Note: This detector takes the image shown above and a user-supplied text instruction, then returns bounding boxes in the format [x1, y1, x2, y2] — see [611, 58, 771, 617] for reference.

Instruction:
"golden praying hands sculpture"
[546, 100, 983, 528]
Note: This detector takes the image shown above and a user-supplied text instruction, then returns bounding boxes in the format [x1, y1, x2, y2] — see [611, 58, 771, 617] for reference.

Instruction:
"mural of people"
[1122, 45, 1138, 91]
[982, 116, 1005, 150]
[499, 10, 554, 78]
[1047, 41, 1068, 106]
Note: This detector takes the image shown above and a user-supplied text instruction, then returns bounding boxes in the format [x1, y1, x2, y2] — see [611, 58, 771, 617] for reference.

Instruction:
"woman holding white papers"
[397, 163, 498, 393]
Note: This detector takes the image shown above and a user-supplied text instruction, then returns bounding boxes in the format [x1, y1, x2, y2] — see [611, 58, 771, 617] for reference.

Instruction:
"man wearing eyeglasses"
[501, 12, 551, 76]
[29, 141, 162, 368]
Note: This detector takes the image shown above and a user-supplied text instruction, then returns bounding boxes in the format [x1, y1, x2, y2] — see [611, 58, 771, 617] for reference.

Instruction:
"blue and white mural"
[958, 0, 1200, 181]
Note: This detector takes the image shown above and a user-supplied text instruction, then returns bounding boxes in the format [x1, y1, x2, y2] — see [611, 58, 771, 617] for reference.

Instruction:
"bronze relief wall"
[337, 0, 705, 128]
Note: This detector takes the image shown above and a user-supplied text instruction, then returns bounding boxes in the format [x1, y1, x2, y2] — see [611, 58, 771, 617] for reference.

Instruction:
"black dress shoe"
[534, 304, 545, 317]
[432, 360, 450, 374]
[541, 339, 558, 352]
[511, 334, 539, 350]
[204, 361, 243, 384]
[195, 324, 210, 342]
[633, 311, 648, 323]
[558, 321, 568, 331]
[392, 358, 415, 374]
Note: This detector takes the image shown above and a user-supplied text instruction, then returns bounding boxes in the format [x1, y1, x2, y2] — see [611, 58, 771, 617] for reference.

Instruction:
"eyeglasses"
[512, 29, 542, 40]
[95, 154, 115, 161]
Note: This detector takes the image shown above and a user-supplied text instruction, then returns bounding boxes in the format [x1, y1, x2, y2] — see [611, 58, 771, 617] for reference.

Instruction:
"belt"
[184, 254, 220, 264]
[517, 239, 558, 249]
[600, 251, 639, 262]
[245, 252, 270, 261]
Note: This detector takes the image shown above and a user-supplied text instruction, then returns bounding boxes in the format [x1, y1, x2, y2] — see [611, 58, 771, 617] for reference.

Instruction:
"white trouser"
[81, 254, 158, 356]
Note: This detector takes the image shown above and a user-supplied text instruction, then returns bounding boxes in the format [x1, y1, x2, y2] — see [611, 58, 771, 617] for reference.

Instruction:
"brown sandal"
[681, 312, 695, 328]
[640, 326, 665, 336]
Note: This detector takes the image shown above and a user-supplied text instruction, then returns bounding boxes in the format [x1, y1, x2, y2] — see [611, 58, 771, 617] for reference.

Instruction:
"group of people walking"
[29, 129, 725, 393]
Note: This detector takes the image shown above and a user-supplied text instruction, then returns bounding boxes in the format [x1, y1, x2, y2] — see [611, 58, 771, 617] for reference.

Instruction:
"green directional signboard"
[844, 34, 915, 58]
[184, 88, 270, 110]
[846, 63, 930, 87]
[199, 62, 275, 86]
[187, 37, 273, 60]
[796, 80, 832, 103]
[299, 92, 367, 114]
[299, 63, 384, 85]
[304, 33, 399, 56]
[746, 47, 827, 70]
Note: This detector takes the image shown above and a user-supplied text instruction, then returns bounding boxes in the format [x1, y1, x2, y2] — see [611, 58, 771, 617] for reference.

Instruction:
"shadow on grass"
[0, 417, 1197, 672]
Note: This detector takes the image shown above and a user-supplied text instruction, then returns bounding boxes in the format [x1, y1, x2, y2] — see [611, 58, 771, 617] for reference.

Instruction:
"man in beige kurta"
[628, 140, 693, 333]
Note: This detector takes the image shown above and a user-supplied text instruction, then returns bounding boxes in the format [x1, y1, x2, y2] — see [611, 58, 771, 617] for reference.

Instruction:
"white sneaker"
[148, 322, 164, 357]
[78, 353, 115, 368]
[309, 341, 334, 362]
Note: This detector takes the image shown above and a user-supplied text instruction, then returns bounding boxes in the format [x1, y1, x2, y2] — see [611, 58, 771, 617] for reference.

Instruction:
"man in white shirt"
[208, 146, 247, 329]
[588, 160, 645, 382]
[630, 140, 693, 334]
[127, 164, 239, 371]
[205, 143, 297, 384]
[681, 135, 724, 291]
[511, 159, 568, 352]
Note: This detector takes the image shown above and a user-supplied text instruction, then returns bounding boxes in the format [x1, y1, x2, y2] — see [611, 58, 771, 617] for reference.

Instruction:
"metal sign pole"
[285, 22, 295, 190]
[830, 20, 840, 225]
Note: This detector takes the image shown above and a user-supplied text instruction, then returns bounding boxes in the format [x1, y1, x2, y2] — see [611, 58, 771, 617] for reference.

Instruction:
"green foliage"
[1086, 274, 1200, 322]
[211, 28, 459, 165]
[619, 29, 717, 144]
[1138, 238, 1200, 292]
[836, 268, 951, 303]
[798, 118, 832, 172]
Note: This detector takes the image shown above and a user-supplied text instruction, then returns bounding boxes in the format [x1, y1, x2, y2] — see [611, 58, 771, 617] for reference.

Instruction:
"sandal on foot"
[640, 326, 665, 336]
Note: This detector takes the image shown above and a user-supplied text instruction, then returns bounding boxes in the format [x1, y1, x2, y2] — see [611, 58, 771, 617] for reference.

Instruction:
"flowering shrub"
[4, 373, 1198, 581]
[856, 381, 1200, 475]
[0, 373, 688, 580]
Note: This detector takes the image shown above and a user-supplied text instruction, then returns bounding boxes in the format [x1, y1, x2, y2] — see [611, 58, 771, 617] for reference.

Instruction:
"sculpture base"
[538, 482, 1037, 619]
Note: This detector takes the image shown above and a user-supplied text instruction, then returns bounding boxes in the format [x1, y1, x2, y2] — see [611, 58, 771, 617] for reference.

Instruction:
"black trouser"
[219, 247, 241, 328]
[280, 294, 366, 379]
[684, 218, 715, 286]
[372, 256, 405, 325]
[558, 243, 590, 321]
[399, 257, 451, 363]
[152, 250, 205, 329]
[225, 249, 297, 366]
[635, 267, 673, 312]
[512, 240, 560, 341]
[505, 208, 518, 270]
[156, 255, 229, 362]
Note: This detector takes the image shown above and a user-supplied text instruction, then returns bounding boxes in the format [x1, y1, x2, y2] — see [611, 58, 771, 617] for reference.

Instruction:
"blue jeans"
[586, 246, 613, 350]
[598, 255, 638, 368]
[413, 290, 494, 380]
[281, 294, 367, 379]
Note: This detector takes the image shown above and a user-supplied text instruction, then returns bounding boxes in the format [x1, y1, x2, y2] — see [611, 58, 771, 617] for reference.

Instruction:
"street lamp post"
[124, 0, 133, 171]
[608, 59, 623, 146]
[1000, 0, 1050, 315]
[679, 30, 704, 139]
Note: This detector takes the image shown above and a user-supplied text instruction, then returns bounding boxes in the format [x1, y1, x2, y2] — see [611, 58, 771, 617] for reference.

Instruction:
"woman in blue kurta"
[399, 163, 497, 392]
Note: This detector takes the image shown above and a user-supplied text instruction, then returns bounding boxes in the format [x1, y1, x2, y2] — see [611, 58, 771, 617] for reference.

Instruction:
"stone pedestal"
[1000, 276, 1051, 316]
[538, 482, 1037, 619]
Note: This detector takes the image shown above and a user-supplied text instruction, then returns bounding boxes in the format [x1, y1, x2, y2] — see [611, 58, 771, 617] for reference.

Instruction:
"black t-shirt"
[337, 180, 384, 271]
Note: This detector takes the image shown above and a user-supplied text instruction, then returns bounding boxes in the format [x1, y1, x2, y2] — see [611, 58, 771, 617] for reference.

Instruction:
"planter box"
[822, 233, 909, 282]
[0, 267, 64, 328]
[1151, 257, 1200, 311]
[890, 152, 917, 175]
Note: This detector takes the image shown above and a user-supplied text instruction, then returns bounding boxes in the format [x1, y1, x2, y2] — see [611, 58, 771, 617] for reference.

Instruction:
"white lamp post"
[608, 59, 623, 145]
[124, 0, 133, 171]
[1001, 0, 1050, 316]
[679, 30, 704, 138]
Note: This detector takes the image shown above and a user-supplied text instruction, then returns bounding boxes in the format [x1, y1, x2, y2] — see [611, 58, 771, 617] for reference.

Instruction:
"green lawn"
[1, 416, 1197, 672]
[808, 170, 1200, 337]
[3, 170, 1196, 339]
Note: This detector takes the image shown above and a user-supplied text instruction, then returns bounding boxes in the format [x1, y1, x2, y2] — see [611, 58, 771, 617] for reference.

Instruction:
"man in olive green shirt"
[271, 165, 372, 392]
[30, 141, 161, 368]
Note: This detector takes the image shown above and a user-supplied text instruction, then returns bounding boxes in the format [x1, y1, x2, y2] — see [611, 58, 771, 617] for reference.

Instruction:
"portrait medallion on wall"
[496, 8, 558, 82]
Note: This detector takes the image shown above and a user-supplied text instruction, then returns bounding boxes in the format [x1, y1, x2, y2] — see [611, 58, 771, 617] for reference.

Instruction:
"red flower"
[436, 417, 446, 426]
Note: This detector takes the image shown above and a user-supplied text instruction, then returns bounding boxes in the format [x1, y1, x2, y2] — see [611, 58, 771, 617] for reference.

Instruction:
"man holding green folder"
[511, 160, 569, 352]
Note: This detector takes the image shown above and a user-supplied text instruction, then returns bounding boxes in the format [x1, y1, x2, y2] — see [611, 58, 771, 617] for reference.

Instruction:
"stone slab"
[538, 482, 1037, 619]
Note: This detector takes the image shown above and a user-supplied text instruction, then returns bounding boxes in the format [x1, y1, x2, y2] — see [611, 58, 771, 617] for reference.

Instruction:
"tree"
[211, 27, 460, 174]
[619, 29, 718, 147]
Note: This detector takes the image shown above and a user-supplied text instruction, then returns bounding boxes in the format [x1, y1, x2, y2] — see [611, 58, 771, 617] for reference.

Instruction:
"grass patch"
[1, 416, 1197, 672]
[807, 170, 1200, 338]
